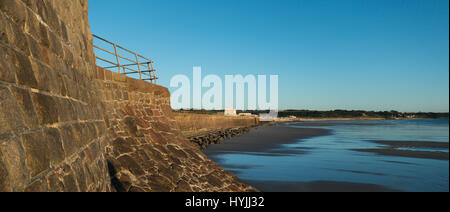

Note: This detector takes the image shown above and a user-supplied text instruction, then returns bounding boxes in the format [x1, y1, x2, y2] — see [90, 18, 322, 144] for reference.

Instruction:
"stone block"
[22, 128, 64, 177]
[146, 175, 172, 192]
[63, 173, 79, 192]
[43, 127, 65, 166]
[26, 36, 42, 61]
[0, 153, 11, 192]
[38, 23, 50, 48]
[21, 131, 49, 177]
[96, 67, 104, 80]
[104, 69, 112, 81]
[42, 3, 60, 36]
[24, 179, 45, 192]
[59, 124, 77, 157]
[117, 155, 145, 176]
[55, 72, 67, 96]
[61, 99, 77, 122]
[21, 0, 38, 13]
[71, 158, 87, 191]
[112, 137, 134, 157]
[94, 121, 107, 136]
[85, 122, 98, 143]
[0, 0, 27, 28]
[166, 145, 188, 158]
[72, 122, 91, 147]
[24, 4, 40, 39]
[0, 135, 29, 191]
[71, 101, 86, 121]
[0, 85, 27, 134]
[40, 44, 51, 65]
[31, 60, 58, 93]
[0, 45, 16, 83]
[62, 46, 74, 67]
[31, 92, 59, 125]
[111, 71, 127, 82]
[151, 121, 171, 133]
[46, 172, 64, 191]
[60, 21, 68, 42]
[55, 58, 72, 79]
[0, 11, 12, 45]
[9, 86, 39, 130]
[64, 78, 80, 100]
[48, 30, 63, 58]
[8, 20, 29, 53]
[123, 117, 139, 137]
[13, 50, 38, 88]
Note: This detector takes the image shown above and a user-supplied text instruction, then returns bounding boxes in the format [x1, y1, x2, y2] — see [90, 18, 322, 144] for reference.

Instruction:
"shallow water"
[206, 119, 449, 192]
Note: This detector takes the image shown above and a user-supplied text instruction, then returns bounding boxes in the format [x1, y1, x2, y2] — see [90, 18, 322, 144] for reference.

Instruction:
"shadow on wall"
[107, 160, 125, 192]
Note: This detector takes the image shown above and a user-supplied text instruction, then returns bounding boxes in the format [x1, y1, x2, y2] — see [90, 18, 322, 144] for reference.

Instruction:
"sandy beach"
[203, 125, 332, 156]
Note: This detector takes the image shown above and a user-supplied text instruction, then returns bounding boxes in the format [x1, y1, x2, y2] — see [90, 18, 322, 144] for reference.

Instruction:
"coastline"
[199, 119, 449, 192]
[275, 117, 449, 123]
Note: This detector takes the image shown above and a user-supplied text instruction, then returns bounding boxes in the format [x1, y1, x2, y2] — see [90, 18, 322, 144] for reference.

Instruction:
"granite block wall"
[0, 0, 255, 192]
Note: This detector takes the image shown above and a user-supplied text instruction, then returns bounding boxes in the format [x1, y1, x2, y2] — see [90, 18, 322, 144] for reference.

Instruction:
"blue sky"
[89, 0, 449, 112]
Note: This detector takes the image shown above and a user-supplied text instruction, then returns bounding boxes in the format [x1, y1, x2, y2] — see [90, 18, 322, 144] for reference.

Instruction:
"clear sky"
[89, 0, 449, 112]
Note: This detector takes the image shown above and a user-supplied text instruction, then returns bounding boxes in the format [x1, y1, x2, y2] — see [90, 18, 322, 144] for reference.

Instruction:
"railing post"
[113, 44, 121, 73]
[145, 62, 152, 83]
[135, 53, 142, 80]
[150, 61, 157, 84]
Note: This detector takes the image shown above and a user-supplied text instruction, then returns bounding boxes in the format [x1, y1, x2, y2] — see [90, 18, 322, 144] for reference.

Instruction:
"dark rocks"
[188, 127, 252, 149]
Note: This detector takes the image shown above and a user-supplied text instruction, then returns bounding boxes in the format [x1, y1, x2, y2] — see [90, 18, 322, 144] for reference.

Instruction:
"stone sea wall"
[174, 112, 259, 137]
[0, 0, 110, 192]
[0, 0, 256, 192]
[97, 68, 256, 192]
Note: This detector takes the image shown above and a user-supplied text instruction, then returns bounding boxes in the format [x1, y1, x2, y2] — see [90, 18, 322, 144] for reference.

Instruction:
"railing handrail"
[92, 34, 158, 84]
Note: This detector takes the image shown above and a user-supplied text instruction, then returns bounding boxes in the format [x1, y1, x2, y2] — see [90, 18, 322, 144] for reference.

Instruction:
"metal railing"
[93, 35, 158, 84]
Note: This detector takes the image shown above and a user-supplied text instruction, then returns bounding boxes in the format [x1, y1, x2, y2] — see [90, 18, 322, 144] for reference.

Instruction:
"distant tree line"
[175, 109, 449, 119]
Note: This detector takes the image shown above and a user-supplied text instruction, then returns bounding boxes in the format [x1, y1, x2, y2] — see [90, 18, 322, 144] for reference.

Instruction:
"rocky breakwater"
[188, 127, 252, 149]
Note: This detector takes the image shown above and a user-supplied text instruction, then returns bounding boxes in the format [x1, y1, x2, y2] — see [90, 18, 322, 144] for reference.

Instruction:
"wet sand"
[246, 180, 401, 192]
[291, 122, 389, 127]
[352, 140, 449, 161]
[366, 140, 449, 149]
[353, 149, 449, 160]
[203, 125, 332, 155]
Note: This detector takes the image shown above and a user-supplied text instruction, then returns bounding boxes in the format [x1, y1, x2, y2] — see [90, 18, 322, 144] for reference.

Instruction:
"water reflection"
[205, 119, 449, 192]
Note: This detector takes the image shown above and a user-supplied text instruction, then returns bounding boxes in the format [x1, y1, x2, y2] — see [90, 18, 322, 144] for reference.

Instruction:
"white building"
[224, 109, 237, 116]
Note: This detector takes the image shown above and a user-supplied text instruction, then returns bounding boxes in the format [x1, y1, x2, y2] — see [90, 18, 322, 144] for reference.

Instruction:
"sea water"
[206, 119, 449, 192]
